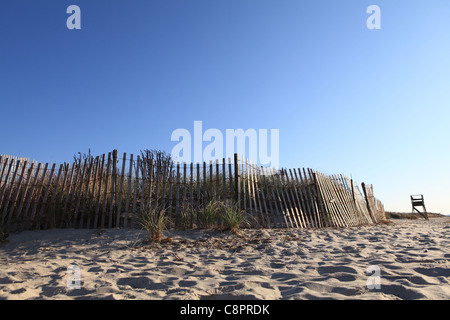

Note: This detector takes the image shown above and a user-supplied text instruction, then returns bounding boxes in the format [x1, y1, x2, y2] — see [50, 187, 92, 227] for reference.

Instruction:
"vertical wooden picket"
[1, 160, 22, 224]
[123, 154, 133, 228]
[100, 153, 112, 229]
[83, 157, 99, 229]
[116, 153, 127, 228]
[93, 154, 106, 229]
[130, 155, 140, 229]
[34, 163, 56, 228]
[7, 161, 28, 228]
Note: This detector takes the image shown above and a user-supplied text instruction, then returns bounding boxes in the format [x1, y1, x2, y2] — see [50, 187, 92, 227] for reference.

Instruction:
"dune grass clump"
[138, 206, 170, 243]
[219, 203, 250, 234]
[175, 199, 251, 234]
[196, 199, 221, 229]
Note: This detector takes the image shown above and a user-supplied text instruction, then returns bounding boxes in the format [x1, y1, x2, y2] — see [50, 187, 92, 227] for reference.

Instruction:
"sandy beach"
[0, 217, 449, 300]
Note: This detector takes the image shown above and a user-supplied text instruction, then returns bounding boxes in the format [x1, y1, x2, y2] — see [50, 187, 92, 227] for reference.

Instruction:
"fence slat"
[16, 163, 35, 226]
[140, 158, 147, 216]
[115, 152, 127, 228]
[123, 154, 133, 228]
[29, 163, 49, 227]
[109, 150, 118, 228]
[93, 154, 106, 229]
[190, 162, 194, 222]
[241, 156, 246, 212]
[234, 154, 240, 209]
[154, 159, 160, 215]
[2, 160, 22, 223]
[130, 156, 140, 228]
[311, 171, 332, 227]
[209, 161, 213, 203]
[222, 159, 226, 204]
[73, 159, 88, 227]
[279, 170, 299, 228]
[324, 174, 346, 227]
[68, 160, 83, 226]
[203, 161, 207, 208]
[290, 169, 310, 228]
[161, 163, 167, 217]
[216, 159, 220, 202]
[283, 169, 303, 227]
[298, 169, 313, 227]
[335, 174, 358, 226]
[0, 159, 14, 209]
[307, 169, 325, 228]
[147, 158, 153, 212]
[0, 158, 10, 192]
[327, 174, 350, 227]
[336, 175, 356, 226]
[23, 163, 42, 228]
[343, 175, 364, 224]
[82, 157, 99, 229]
[316, 171, 345, 227]
[270, 168, 292, 228]
[260, 167, 275, 227]
[167, 165, 173, 221]
[0, 156, 4, 181]
[175, 163, 180, 220]
[182, 162, 187, 215]
[286, 169, 307, 228]
[60, 161, 77, 227]
[250, 162, 261, 224]
[249, 159, 259, 217]
[196, 163, 200, 214]
[7, 161, 28, 228]
[189, 162, 194, 210]
[256, 164, 271, 228]
[228, 158, 233, 207]
[280, 169, 303, 228]
[252, 162, 265, 226]
[246, 159, 252, 213]
[361, 182, 376, 224]
[34, 163, 56, 229]
[101, 153, 112, 229]
[43, 163, 62, 229]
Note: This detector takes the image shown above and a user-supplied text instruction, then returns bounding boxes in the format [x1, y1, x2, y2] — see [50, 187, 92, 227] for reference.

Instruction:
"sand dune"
[0, 217, 449, 300]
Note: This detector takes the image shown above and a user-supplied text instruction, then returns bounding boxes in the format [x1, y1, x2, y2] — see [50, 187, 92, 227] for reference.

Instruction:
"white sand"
[1, 217, 449, 300]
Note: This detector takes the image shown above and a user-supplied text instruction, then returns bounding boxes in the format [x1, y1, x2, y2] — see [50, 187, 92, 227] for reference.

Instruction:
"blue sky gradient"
[1, 1, 449, 214]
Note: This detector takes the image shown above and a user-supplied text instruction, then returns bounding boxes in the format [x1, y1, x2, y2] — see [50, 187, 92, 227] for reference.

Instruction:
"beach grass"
[137, 206, 170, 243]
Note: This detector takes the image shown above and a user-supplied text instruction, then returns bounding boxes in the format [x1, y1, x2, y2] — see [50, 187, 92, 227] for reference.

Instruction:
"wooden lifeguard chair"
[410, 194, 428, 220]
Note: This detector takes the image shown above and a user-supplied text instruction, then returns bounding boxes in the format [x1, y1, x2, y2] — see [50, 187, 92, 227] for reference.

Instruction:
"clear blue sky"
[1, 0, 449, 214]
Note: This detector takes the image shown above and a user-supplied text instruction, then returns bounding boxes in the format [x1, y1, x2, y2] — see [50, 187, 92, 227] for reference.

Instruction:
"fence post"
[350, 177, 357, 205]
[361, 182, 376, 224]
[234, 153, 240, 209]
[310, 169, 328, 227]
[109, 149, 118, 228]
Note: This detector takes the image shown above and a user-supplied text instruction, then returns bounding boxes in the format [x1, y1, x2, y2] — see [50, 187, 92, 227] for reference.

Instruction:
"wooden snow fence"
[0, 150, 386, 232]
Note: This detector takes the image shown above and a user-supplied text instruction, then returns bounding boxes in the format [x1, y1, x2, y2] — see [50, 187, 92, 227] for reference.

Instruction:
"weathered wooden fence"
[0, 155, 38, 186]
[0, 150, 386, 232]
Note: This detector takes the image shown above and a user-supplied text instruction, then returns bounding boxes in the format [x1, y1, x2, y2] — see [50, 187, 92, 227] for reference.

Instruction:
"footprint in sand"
[317, 266, 359, 282]
[414, 267, 450, 278]
[381, 284, 426, 300]
[116, 276, 169, 290]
